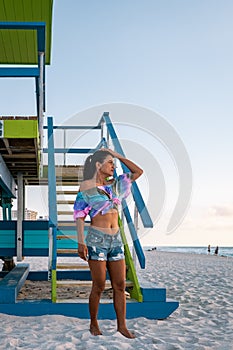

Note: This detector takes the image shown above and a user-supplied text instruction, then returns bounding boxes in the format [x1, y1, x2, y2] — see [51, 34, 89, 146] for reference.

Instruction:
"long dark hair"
[83, 150, 112, 180]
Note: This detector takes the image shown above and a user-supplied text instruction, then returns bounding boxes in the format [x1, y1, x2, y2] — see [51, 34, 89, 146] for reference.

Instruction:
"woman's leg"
[107, 259, 135, 338]
[88, 260, 106, 335]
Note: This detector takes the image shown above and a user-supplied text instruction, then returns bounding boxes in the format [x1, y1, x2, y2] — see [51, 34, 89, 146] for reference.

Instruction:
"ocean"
[144, 246, 233, 258]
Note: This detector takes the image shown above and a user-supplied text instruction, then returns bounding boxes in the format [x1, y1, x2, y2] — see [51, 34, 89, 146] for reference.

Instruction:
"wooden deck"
[41, 165, 84, 185]
[0, 116, 84, 185]
[0, 116, 39, 185]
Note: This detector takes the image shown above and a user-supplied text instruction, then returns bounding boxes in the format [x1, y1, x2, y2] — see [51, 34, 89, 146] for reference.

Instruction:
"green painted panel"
[0, 30, 37, 63]
[0, 0, 53, 64]
[3, 119, 38, 138]
[51, 269, 57, 302]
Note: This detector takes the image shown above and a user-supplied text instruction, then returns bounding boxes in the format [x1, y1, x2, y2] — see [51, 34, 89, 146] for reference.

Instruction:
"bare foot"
[118, 327, 135, 339]
[90, 323, 102, 336]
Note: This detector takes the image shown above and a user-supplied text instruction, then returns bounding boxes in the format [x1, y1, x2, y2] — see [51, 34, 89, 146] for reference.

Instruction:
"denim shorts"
[86, 227, 124, 262]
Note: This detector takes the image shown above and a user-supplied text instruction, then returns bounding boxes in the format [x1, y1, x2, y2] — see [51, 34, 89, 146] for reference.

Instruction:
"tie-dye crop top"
[73, 173, 132, 220]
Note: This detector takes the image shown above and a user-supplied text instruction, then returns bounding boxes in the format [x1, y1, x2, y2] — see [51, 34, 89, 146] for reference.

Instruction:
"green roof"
[0, 0, 53, 65]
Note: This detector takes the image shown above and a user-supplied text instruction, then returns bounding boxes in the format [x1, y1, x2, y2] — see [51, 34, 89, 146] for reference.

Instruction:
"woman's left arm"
[103, 148, 143, 181]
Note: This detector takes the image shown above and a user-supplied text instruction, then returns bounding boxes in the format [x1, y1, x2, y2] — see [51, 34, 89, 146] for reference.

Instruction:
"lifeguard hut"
[0, 0, 178, 319]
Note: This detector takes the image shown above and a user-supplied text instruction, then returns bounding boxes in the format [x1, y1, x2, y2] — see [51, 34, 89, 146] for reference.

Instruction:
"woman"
[74, 148, 143, 338]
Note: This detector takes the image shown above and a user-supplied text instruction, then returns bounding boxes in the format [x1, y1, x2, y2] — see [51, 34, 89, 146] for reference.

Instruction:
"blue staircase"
[45, 113, 179, 319]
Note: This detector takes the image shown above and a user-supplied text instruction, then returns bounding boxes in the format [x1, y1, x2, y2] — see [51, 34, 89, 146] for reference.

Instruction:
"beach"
[0, 251, 232, 349]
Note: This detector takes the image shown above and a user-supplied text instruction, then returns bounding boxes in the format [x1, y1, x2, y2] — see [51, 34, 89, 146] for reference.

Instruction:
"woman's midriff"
[91, 209, 119, 234]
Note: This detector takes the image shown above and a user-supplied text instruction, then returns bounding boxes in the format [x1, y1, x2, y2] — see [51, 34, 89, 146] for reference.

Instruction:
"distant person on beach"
[214, 246, 219, 255]
[74, 148, 143, 338]
[207, 245, 211, 254]
[148, 247, 157, 251]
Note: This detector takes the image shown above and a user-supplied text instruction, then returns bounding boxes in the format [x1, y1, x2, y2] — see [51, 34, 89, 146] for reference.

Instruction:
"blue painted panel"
[57, 239, 77, 249]
[0, 299, 179, 320]
[23, 248, 49, 257]
[23, 221, 49, 230]
[0, 67, 39, 77]
[28, 270, 103, 281]
[24, 230, 49, 248]
[23, 221, 49, 249]
[0, 264, 29, 303]
[57, 253, 77, 257]
[28, 271, 50, 280]
[125, 300, 179, 320]
[0, 221, 16, 252]
[133, 239, 145, 269]
[0, 248, 16, 256]
[0, 220, 17, 230]
[43, 125, 101, 130]
[43, 148, 96, 153]
[57, 270, 92, 280]
[36, 23, 46, 52]
[0, 229, 16, 248]
[140, 284, 166, 302]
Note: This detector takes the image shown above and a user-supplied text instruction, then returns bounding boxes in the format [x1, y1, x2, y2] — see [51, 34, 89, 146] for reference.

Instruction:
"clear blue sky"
[0, 0, 233, 247]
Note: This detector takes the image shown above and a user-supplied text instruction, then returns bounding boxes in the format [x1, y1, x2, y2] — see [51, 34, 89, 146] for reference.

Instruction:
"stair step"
[57, 249, 77, 254]
[56, 298, 114, 304]
[58, 222, 89, 227]
[57, 200, 75, 205]
[58, 211, 73, 215]
[56, 181, 80, 186]
[58, 222, 76, 227]
[57, 263, 89, 270]
[57, 222, 90, 231]
[57, 280, 95, 288]
[57, 235, 77, 240]
[56, 295, 134, 303]
[56, 280, 133, 288]
[43, 165, 83, 177]
[57, 191, 78, 195]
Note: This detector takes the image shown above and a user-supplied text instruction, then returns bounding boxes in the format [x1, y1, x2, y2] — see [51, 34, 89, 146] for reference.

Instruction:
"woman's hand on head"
[100, 148, 121, 159]
[100, 147, 112, 153]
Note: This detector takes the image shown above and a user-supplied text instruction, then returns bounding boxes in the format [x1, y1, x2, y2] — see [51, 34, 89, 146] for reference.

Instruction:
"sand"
[0, 251, 232, 349]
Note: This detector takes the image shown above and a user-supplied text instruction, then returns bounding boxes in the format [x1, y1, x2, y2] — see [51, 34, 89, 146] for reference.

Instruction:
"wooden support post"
[17, 172, 24, 261]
